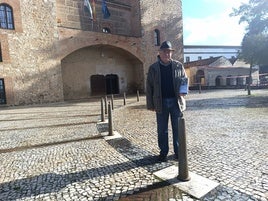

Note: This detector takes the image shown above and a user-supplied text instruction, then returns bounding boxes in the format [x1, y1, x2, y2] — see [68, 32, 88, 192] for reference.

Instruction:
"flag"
[84, 0, 93, 20]
[92, 0, 96, 20]
[102, 0, 110, 19]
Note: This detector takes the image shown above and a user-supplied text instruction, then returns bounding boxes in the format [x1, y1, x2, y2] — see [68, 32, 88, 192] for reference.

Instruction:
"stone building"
[185, 56, 259, 89]
[0, 0, 183, 105]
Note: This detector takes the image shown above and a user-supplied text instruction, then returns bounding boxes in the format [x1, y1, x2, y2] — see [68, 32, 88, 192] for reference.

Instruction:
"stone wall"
[0, 0, 64, 105]
[140, 0, 184, 75]
[0, 0, 184, 105]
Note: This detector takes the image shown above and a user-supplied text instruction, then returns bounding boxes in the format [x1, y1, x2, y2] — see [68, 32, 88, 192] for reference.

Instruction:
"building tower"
[0, 0, 183, 105]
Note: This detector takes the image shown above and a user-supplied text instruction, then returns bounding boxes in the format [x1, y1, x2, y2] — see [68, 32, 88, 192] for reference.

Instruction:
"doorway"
[90, 74, 119, 95]
[106, 74, 119, 95]
[90, 75, 106, 95]
[0, 79, 6, 104]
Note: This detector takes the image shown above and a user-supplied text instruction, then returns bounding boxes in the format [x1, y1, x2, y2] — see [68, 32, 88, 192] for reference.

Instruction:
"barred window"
[154, 29, 160, 46]
[0, 4, 14, 30]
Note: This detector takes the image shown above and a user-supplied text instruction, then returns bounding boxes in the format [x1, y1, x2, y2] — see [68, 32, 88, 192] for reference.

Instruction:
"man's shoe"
[158, 155, 167, 162]
[174, 154, 178, 160]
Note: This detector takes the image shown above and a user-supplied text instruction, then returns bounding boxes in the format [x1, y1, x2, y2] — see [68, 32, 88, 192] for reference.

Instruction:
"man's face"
[159, 49, 173, 64]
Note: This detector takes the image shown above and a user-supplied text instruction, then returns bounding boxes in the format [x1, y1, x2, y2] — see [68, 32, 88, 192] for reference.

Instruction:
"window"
[186, 56, 190, 62]
[154, 29, 160, 46]
[102, 27, 111, 33]
[0, 4, 14, 30]
[0, 78, 6, 104]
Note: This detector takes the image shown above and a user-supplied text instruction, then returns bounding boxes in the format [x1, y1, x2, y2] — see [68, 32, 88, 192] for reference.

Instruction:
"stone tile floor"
[0, 89, 267, 200]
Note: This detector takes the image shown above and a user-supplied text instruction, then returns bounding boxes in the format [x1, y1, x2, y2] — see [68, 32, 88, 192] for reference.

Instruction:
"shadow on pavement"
[0, 138, 174, 200]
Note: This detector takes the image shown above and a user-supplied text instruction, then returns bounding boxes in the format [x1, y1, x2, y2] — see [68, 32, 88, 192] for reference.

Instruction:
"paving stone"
[0, 90, 267, 200]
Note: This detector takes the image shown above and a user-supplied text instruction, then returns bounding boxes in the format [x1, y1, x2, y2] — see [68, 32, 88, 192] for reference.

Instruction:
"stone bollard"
[177, 115, 191, 181]
[123, 92, 126, 105]
[137, 90, 140, 102]
[101, 98, 105, 122]
[108, 102, 114, 136]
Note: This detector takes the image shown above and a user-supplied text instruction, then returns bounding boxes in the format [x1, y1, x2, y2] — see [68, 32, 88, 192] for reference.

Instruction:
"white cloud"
[183, 0, 249, 45]
[203, 0, 249, 9]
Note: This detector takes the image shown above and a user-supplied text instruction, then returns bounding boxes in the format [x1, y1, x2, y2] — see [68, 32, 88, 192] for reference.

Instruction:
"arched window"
[196, 70, 205, 84]
[186, 56, 190, 62]
[102, 27, 111, 33]
[215, 76, 223, 87]
[154, 29, 160, 46]
[0, 4, 14, 30]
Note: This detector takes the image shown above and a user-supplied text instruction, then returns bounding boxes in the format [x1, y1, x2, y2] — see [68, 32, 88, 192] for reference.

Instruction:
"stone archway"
[61, 45, 143, 100]
[215, 76, 223, 87]
[196, 70, 205, 85]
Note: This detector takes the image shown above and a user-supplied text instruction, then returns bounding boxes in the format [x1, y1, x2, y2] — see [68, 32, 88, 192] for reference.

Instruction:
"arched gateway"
[61, 45, 143, 100]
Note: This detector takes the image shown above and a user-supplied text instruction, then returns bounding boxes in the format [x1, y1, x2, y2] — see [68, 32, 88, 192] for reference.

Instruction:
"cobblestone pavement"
[0, 90, 267, 201]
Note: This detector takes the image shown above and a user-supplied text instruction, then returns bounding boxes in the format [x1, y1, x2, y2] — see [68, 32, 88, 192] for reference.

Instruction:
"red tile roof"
[184, 56, 222, 68]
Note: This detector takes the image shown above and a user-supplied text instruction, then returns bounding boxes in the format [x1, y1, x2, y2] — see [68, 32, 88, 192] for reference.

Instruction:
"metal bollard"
[101, 98, 105, 122]
[199, 83, 202, 94]
[177, 116, 191, 181]
[105, 96, 108, 114]
[137, 90, 140, 102]
[123, 92, 126, 105]
[111, 94, 114, 110]
[108, 102, 114, 136]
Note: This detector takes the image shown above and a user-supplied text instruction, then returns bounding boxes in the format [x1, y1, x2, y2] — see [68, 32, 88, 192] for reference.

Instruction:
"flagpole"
[92, 0, 96, 31]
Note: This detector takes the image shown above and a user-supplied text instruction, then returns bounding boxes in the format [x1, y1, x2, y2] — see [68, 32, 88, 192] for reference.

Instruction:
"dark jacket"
[146, 59, 187, 113]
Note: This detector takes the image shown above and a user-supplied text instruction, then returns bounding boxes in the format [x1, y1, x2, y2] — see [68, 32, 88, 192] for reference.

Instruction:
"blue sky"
[182, 0, 249, 45]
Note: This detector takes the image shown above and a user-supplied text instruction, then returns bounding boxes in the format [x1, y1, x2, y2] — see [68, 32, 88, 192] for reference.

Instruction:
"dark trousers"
[156, 98, 181, 157]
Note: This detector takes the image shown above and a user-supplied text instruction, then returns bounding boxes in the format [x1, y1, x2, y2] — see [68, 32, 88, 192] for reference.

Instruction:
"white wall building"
[184, 45, 241, 62]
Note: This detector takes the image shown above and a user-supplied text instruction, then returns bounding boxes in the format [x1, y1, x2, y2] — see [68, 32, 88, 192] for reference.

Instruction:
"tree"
[231, 0, 268, 94]
[231, 0, 268, 35]
[240, 34, 268, 66]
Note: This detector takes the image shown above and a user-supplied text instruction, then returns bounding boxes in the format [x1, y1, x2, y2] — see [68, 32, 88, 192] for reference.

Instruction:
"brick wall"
[0, 0, 64, 105]
[56, 0, 141, 37]
[140, 0, 184, 75]
[0, 0, 184, 105]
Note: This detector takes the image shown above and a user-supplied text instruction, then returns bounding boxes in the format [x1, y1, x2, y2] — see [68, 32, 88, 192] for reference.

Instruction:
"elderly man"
[146, 41, 187, 162]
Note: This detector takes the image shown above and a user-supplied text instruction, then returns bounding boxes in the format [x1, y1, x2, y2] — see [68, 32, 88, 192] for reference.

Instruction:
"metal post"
[105, 96, 108, 114]
[101, 98, 105, 122]
[123, 92, 126, 105]
[177, 116, 191, 181]
[108, 102, 114, 136]
[198, 83, 202, 94]
[111, 94, 114, 110]
[137, 90, 140, 102]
